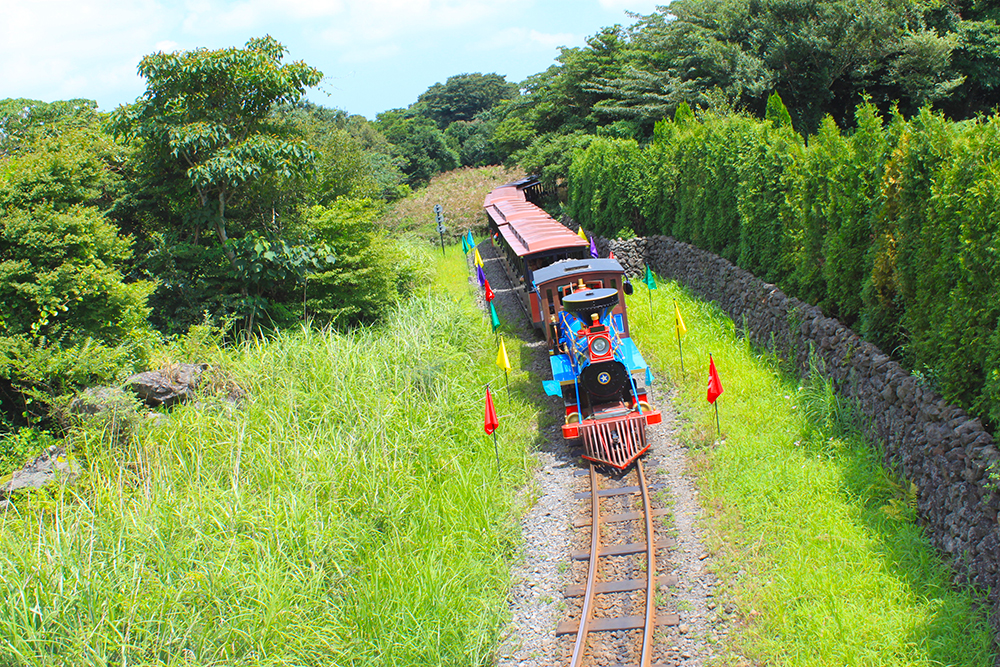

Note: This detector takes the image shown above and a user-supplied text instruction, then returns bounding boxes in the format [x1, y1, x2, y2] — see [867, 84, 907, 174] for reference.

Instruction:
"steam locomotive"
[484, 177, 661, 469]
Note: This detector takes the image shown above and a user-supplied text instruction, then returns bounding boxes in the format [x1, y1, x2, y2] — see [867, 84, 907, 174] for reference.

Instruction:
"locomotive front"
[534, 259, 661, 469]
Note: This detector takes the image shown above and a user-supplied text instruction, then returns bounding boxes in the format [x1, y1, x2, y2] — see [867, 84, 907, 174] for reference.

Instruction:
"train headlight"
[590, 335, 610, 357]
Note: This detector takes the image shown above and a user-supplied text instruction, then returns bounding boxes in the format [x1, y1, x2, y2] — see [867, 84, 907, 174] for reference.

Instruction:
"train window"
[611, 279, 617, 289]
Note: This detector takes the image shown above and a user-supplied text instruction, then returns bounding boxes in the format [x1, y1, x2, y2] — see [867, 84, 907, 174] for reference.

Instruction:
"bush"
[303, 199, 423, 327]
[566, 136, 643, 236]
[0, 204, 155, 422]
[567, 99, 1000, 430]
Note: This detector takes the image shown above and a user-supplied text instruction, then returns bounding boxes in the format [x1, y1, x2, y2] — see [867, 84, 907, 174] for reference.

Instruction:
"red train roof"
[484, 184, 589, 256]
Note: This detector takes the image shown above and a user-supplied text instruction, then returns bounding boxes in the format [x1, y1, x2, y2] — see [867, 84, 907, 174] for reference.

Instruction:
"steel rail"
[637, 459, 656, 667]
[570, 463, 601, 667]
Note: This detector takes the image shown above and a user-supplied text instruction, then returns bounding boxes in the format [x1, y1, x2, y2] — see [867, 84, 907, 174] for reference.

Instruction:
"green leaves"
[111, 36, 322, 252]
[232, 235, 335, 287]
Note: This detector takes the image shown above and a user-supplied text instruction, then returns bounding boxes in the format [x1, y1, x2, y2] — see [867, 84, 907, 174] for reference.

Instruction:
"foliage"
[0, 98, 102, 158]
[277, 103, 407, 203]
[376, 110, 459, 187]
[630, 278, 994, 666]
[0, 287, 536, 666]
[0, 106, 126, 213]
[0, 204, 155, 421]
[0, 103, 155, 424]
[565, 137, 642, 235]
[413, 73, 518, 130]
[514, 131, 597, 190]
[569, 99, 1000, 428]
[109, 36, 322, 270]
[444, 118, 501, 168]
[301, 199, 421, 327]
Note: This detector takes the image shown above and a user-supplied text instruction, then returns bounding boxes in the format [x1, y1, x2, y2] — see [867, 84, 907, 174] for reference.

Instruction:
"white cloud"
[597, 0, 663, 12]
[0, 0, 171, 105]
[478, 27, 579, 54]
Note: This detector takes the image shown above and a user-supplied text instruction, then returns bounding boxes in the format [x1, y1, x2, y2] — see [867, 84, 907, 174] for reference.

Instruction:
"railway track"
[556, 461, 679, 666]
[476, 237, 720, 666]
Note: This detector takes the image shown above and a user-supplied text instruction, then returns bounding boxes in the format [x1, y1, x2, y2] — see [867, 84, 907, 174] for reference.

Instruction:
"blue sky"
[1, 0, 665, 119]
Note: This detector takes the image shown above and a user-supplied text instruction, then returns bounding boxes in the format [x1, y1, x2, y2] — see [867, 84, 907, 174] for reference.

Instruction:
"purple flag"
[476, 264, 486, 287]
[589, 235, 599, 259]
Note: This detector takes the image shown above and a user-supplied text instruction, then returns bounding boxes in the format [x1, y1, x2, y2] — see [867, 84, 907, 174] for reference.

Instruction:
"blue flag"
[476, 264, 486, 287]
[467, 230, 475, 250]
[589, 235, 598, 259]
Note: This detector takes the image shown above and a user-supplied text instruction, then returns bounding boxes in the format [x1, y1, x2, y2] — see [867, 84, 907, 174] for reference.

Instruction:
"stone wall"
[599, 234, 1000, 632]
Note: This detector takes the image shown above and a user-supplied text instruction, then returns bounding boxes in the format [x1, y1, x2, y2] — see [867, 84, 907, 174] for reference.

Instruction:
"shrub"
[0, 204, 155, 422]
[303, 199, 417, 327]
[566, 136, 643, 236]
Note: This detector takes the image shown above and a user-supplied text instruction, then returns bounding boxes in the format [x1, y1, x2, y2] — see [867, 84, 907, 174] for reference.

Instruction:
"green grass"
[0, 264, 540, 665]
[628, 277, 995, 666]
[378, 165, 519, 242]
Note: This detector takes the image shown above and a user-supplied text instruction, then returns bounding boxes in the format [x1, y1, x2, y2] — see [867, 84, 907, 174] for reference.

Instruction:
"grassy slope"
[628, 277, 994, 666]
[0, 175, 539, 666]
[378, 166, 520, 241]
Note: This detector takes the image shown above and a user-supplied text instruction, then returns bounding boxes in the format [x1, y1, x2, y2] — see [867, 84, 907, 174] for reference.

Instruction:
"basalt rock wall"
[597, 234, 1000, 633]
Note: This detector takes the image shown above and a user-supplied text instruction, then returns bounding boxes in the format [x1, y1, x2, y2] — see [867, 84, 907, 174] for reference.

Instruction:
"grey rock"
[69, 386, 135, 416]
[1, 446, 80, 497]
[127, 363, 209, 408]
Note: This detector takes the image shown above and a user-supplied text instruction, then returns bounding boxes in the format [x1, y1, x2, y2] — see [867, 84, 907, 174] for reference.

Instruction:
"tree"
[109, 36, 323, 269]
[276, 103, 406, 203]
[0, 98, 102, 158]
[414, 73, 519, 129]
[375, 110, 458, 186]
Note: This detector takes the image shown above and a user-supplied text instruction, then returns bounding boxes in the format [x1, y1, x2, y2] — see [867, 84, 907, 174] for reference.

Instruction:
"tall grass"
[378, 166, 520, 240]
[0, 287, 537, 666]
[628, 277, 994, 666]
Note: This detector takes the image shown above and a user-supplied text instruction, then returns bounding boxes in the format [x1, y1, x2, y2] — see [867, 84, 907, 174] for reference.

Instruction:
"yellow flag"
[577, 226, 587, 241]
[674, 301, 687, 338]
[474, 247, 484, 267]
[497, 337, 512, 371]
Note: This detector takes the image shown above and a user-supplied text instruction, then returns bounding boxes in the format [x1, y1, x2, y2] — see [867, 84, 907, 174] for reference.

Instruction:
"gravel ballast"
[474, 241, 731, 666]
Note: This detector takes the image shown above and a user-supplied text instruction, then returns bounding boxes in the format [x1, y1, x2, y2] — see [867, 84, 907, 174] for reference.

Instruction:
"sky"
[1, 0, 665, 120]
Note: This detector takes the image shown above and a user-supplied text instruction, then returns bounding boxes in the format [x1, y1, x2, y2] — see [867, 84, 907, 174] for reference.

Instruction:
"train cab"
[533, 258, 661, 469]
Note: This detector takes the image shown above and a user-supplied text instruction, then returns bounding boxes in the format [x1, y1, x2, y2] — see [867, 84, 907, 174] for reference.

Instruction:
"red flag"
[609, 250, 616, 260]
[707, 355, 724, 404]
[484, 387, 499, 434]
[484, 278, 495, 302]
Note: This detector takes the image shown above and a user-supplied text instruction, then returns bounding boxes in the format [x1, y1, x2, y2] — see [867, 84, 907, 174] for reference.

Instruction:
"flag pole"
[505, 370, 510, 401]
[486, 383, 501, 476]
[493, 431, 500, 476]
[675, 299, 685, 374]
[714, 402, 721, 438]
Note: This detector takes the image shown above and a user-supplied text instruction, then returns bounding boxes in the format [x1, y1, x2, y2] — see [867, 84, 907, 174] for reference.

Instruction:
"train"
[483, 176, 661, 469]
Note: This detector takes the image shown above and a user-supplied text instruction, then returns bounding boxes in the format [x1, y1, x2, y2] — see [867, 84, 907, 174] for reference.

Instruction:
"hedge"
[568, 96, 1000, 428]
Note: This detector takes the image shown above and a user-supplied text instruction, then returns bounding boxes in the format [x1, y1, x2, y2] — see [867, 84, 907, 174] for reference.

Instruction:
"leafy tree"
[445, 117, 502, 167]
[515, 131, 597, 189]
[301, 199, 408, 326]
[0, 101, 154, 422]
[414, 73, 518, 129]
[0, 203, 154, 421]
[491, 112, 537, 163]
[0, 98, 102, 158]
[276, 103, 407, 203]
[375, 111, 458, 186]
[109, 36, 323, 269]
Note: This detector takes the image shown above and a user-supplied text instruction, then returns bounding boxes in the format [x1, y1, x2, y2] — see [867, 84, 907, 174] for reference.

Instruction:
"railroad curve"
[476, 237, 730, 667]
